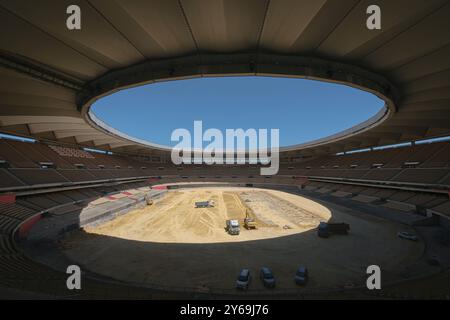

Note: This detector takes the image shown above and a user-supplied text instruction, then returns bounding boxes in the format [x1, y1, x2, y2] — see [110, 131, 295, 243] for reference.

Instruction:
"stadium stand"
[1, 1, 449, 300]
[0, 179, 163, 299]
[0, 169, 25, 188]
[2, 138, 450, 191]
[0, 137, 449, 299]
[0, 140, 38, 168]
[422, 143, 450, 168]
[394, 168, 449, 184]
[49, 145, 95, 159]
[8, 168, 69, 186]
[362, 169, 402, 181]
[57, 169, 97, 182]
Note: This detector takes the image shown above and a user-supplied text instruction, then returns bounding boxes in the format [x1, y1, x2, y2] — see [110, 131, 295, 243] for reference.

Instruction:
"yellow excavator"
[244, 209, 257, 230]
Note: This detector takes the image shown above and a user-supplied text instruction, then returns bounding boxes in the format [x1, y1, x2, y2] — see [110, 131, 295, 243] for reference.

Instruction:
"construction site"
[1, 1, 450, 302]
[57, 187, 429, 294]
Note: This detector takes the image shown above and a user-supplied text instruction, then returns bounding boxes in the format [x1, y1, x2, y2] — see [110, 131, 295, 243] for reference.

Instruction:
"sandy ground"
[80, 187, 331, 243]
[61, 187, 424, 293]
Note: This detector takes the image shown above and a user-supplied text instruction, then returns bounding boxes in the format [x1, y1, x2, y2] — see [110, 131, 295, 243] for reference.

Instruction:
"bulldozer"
[243, 209, 257, 230]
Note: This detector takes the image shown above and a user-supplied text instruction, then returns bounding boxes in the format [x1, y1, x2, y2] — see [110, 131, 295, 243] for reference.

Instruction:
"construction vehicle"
[195, 200, 215, 208]
[244, 209, 257, 229]
[317, 222, 350, 238]
[226, 219, 240, 235]
[244, 218, 257, 229]
[144, 193, 153, 205]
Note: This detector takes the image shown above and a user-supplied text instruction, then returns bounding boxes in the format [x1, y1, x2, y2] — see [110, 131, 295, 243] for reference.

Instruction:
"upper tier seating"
[49, 145, 95, 159]
[31, 143, 75, 168]
[57, 169, 97, 182]
[0, 139, 38, 168]
[421, 143, 450, 168]
[393, 168, 449, 184]
[8, 168, 69, 186]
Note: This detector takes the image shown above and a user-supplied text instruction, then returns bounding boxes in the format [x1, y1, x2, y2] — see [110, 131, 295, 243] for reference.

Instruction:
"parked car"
[317, 221, 350, 238]
[397, 231, 418, 241]
[260, 267, 275, 288]
[236, 269, 251, 290]
[294, 266, 308, 285]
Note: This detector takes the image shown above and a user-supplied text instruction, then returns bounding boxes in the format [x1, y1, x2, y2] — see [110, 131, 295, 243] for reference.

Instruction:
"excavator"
[243, 209, 257, 230]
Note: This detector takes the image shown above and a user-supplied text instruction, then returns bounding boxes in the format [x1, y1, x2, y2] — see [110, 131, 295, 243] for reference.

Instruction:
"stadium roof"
[1, 0, 449, 159]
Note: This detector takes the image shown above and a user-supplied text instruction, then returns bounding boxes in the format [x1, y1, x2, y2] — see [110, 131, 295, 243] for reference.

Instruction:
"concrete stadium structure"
[1, 0, 450, 155]
[0, 1, 450, 299]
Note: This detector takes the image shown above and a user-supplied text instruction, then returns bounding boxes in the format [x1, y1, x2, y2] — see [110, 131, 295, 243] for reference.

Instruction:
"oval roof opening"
[91, 76, 384, 149]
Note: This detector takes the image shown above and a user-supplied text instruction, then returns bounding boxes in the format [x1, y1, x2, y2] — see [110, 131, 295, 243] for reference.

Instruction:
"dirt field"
[78, 187, 330, 243]
[61, 187, 424, 293]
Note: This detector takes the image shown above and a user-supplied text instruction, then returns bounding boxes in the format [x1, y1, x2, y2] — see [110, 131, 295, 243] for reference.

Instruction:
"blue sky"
[91, 76, 383, 148]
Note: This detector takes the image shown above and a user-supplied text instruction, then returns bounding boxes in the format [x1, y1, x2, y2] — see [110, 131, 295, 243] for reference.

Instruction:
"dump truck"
[317, 222, 350, 238]
[226, 219, 240, 235]
[195, 200, 215, 208]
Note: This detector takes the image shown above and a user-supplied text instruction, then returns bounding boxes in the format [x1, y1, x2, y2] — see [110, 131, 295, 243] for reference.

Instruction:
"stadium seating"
[0, 180, 158, 299]
[57, 169, 97, 182]
[8, 168, 69, 186]
[0, 169, 25, 189]
[49, 145, 95, 159]
[393, 169, 449, 184]
[0, 140, 38, 168]
[1, 138, 449, 222]
[422, 143, 450, 168]
[361, 168, 401, 181]
[0, 138, 449, 190]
